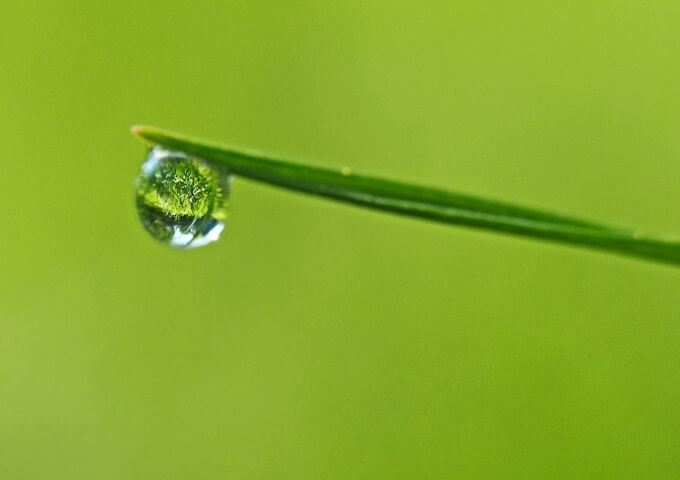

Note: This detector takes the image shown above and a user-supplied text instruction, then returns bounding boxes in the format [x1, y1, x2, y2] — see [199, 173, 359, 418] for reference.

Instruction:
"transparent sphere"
[135, 146, 230, 248]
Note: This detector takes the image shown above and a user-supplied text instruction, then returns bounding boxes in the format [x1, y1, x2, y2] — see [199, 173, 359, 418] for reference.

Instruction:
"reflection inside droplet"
[135, 146, 231, 248]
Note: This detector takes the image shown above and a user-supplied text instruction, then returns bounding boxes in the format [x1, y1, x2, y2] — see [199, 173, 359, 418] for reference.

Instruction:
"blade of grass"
[132, 125, 680, 268]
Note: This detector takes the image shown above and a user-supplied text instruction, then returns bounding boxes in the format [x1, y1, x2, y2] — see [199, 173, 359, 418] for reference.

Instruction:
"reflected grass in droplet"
[135, 147, 230, 249]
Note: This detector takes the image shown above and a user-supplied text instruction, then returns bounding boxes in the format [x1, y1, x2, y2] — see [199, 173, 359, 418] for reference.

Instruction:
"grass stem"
[132, 125, 680, 268]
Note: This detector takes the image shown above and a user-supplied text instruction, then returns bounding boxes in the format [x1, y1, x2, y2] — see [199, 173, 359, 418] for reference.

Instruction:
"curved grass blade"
[131, 125, 680, 268]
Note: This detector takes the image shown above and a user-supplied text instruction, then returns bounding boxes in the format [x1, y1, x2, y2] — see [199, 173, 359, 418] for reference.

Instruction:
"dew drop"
[135, 146, 231, 248]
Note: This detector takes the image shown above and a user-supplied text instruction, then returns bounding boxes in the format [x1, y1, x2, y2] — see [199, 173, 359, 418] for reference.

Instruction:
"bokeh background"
[2, 1, 680, 478]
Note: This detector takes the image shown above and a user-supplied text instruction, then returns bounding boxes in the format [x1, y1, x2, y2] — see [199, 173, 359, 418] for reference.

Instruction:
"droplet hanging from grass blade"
[135, 146, 231, 248]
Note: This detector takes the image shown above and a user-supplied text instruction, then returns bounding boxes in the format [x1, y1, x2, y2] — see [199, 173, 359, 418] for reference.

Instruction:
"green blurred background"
[2, 1, 680, 478]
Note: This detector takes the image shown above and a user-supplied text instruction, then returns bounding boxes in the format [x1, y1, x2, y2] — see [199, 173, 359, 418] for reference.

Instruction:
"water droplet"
[135, 146, 231, 248]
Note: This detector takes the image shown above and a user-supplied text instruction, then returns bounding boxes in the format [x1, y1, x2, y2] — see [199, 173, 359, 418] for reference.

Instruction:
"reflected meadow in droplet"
[135, 146, 231, 248]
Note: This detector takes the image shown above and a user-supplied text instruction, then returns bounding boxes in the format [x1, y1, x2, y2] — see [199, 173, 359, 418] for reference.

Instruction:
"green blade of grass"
[131, 125, 680, 268]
